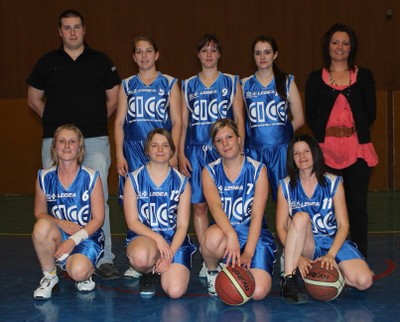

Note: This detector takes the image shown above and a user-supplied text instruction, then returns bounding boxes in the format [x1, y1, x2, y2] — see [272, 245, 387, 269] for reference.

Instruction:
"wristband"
[69, 229, 89, 246]
[56, 253, 69, 262]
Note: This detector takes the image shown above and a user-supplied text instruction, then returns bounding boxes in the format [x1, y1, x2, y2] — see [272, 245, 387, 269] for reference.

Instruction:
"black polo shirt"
[27, 45, 120, 138]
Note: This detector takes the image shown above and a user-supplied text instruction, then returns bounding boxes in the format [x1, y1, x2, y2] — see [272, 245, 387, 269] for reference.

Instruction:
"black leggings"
[326, 158, 372, 259]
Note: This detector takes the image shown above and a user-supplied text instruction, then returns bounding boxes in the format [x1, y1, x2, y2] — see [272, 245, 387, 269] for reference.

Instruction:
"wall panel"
[1, 0, 399, 98]
[394, 91, 400, 189]
[0, 0, 398, 194]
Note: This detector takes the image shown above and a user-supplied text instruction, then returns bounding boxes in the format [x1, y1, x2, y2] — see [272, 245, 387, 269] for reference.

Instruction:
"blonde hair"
[210, 119, 240, 143]
[51, 124, 85, 166]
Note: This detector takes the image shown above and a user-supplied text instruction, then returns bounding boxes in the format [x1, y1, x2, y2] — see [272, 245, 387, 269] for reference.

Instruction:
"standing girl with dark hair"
[241, 35, 304, 202]
[179, 34, 245, 277]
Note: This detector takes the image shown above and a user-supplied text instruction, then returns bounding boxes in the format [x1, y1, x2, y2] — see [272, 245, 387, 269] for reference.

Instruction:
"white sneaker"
[76, 276, 96, 292]
[199, 262, 225, 278]
[124, 267, 142, 279]
[198, 262, 207, 278]
[34, 275, 59, 299]
[206, 268, 221, 296]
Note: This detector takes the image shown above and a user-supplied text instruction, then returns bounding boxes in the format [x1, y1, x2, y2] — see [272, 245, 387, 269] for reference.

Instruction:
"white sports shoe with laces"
[124, 267, 142, 279]
[76, 276, 96, 292]
[34, 274, 59, 299]
[206, 267, 222, 296]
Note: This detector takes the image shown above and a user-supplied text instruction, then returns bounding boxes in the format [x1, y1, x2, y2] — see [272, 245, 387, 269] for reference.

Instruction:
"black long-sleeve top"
[305, 67, 376, 144]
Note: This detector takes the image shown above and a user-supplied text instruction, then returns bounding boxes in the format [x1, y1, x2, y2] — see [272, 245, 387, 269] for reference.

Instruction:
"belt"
[325, 126, 355, 138]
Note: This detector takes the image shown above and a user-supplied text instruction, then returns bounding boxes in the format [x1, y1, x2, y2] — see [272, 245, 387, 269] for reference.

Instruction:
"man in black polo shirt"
[27, 9, 120, 280]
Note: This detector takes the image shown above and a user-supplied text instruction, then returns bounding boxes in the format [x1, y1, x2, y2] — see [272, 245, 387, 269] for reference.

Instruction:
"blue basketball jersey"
[38, 165, 100, 228]
[204, 156, 268, 229]
[280, 173, 342, 237]
[122, 72, 177, 142]
[182, 72, 238, 146]
[241, 74, 294, 147]
[125, 165, 197, 268]
[280, 174, 364, 262]
[204, 156, 277, 272]
[126, 165, 189, 241]
[38, 165, 105, 267]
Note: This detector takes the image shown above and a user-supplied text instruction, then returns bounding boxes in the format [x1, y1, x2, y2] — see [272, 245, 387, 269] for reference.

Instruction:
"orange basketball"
[303, 262, 345, 301]
[215, 265, 255, 305]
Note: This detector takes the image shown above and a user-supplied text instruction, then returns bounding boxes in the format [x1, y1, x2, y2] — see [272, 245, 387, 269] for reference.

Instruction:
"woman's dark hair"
[132, 35, 159, 53]
[252, 35, 288, 101]
[322, 23, 358, 71]
[196, 33, 221, 53]
[286, 134, 326, 188]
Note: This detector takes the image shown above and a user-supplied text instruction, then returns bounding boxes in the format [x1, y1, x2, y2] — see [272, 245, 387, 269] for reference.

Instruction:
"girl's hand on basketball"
[240, 251, 252, 269]
[224, 232, 241, 267]
[319, 254, 336, 271]
[298, 256, 313, 278]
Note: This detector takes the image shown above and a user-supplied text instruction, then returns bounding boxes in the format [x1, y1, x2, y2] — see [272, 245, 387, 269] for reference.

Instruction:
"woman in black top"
[305, 23, 378, 259]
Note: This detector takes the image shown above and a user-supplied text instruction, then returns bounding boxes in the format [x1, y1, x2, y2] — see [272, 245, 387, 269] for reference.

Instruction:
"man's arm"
[105, 85, 119, 117]
[27, 86, 46, 118]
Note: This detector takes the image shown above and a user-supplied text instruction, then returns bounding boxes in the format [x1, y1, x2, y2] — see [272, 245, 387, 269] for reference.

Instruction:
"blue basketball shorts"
[185, 144, 220, 204]
[57, 229, 104, 270]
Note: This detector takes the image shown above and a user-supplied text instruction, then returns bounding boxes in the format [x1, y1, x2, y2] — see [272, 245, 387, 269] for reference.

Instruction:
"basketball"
[303, 262, 345, 301]
[215, 265, 255, 306]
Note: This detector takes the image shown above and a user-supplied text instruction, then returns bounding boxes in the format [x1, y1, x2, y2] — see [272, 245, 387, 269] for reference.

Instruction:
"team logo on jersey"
[188, 92, 199, 101]
[245, 90, 275, 98]
[222, 196, 253, 222]
[291, 200, 320, 209]
[312, 212, 337, 234]
[140, 202, 177, 229]
[127, 96, 167, 120]
[150, 191, 168, 197]
[247, 100, 287, 124]
[200, 89, 217, 95]
[224, 185, 243, 191]
[137, 191, 148, 198]
[51, 204, 90, 226]
[192, 98, 228, 121]
[46, 192, 77, 201]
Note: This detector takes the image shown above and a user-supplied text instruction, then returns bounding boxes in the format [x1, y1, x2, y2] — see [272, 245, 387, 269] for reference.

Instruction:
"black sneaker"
[281, 273, 308, 304]
[140, 272, 155, 298]
[95, 263, 120, 280]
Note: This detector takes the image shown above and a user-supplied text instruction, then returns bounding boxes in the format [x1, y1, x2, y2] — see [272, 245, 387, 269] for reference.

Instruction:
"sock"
[43, 268, 57, 278]
[280, 254, 285, 278]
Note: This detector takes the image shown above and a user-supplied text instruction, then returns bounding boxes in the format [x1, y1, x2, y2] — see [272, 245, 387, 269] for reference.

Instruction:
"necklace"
[329, 70, 351, 87]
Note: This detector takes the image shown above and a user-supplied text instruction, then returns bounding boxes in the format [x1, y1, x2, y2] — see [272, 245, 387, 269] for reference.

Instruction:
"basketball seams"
[304, 264, 345, 301]
[223, 269, 249, 302]
[303, 278, 344, 289]
[215, 266, 255, 305]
